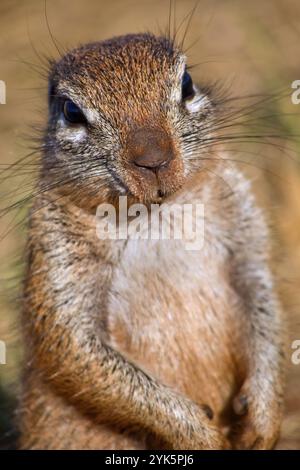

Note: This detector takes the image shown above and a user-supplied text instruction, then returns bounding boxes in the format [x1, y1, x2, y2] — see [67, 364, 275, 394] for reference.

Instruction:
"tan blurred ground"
[0, 0, 300, 449]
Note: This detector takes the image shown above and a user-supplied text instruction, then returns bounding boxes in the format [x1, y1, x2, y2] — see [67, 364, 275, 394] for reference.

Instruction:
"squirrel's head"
[45, 33, 217, 207]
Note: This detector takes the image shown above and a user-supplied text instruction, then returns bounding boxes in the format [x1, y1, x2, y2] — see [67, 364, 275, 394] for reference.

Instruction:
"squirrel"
[18, 33, 287, 450]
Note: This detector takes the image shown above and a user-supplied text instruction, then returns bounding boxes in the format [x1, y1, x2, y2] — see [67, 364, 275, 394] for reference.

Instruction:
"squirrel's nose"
[128, 128, 175, 173]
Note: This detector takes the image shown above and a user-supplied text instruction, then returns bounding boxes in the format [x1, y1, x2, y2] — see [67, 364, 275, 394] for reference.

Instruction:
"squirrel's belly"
[107, 240, 244, 420]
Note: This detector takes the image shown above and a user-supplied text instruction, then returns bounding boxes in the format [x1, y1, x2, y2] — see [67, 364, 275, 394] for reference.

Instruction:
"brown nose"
[128, 128, 174, 173]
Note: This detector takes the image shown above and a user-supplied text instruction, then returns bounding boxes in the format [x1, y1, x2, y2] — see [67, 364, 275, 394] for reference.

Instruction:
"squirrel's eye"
[63, 100, 86, 124]
[182, 71, 195, 101]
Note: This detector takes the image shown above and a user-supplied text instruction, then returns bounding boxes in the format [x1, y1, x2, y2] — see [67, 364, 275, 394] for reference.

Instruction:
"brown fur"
[19, 33, 286, 449]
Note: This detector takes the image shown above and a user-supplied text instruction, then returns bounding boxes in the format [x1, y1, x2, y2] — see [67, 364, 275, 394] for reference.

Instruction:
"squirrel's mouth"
[111, 159, 185, 204]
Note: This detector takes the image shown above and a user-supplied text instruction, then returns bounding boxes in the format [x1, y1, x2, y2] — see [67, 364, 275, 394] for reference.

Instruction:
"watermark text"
[0, 340, 6, 365]
[0, 80, 6, 104]
[96, 196, 205, 251]
[291, 80, 300, 104]
[291, 339, 300, 365]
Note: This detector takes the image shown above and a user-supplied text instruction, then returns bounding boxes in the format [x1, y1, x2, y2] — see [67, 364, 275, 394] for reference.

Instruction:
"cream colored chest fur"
[107, 198, 245, 420]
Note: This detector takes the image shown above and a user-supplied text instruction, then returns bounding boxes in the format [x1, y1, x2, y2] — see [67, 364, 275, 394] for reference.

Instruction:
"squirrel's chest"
[107, 238, 243, 414]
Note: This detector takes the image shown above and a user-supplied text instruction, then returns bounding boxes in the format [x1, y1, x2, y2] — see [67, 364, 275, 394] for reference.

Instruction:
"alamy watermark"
[96, 196, 205, 251]
[291, 80, 300, 104]
[291, 340, 300, 365]
[0, 340, 6, 365]
[0, 80, 6, 104]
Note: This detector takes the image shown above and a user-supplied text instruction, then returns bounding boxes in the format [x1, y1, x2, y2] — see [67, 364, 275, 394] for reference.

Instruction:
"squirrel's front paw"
[175, 404, 231, 450]
[229, 380, 283, 449]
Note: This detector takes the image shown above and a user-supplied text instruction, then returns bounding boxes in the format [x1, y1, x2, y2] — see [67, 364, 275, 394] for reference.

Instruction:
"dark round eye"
[182, 71, 195, 101]
[63, 100, 86, 124]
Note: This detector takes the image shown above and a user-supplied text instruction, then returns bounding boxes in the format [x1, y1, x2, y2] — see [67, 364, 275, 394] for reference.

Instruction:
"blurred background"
[0, 0, 300, 449]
